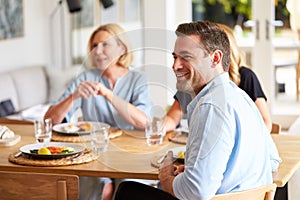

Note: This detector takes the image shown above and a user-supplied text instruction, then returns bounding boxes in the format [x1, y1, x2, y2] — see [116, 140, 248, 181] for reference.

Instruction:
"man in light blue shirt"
[114, 21, 281, 200]
[159, 21, 281, 200]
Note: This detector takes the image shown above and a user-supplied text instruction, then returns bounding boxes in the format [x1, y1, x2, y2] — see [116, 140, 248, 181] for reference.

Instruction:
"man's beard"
[176, 79, 194, 94]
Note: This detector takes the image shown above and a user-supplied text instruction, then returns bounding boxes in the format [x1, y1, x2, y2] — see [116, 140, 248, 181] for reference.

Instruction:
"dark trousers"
[114, 181, 179, 200]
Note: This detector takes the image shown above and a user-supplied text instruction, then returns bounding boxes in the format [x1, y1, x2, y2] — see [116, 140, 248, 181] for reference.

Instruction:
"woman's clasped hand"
[73, 81, 110, 100]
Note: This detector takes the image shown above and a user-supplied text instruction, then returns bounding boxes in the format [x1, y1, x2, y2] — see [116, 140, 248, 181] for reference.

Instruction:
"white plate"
[157, 146, 186, 164]
[169, 146, 186, 159]
[20, 142, 85, 159]
[53, 122, 109, 136]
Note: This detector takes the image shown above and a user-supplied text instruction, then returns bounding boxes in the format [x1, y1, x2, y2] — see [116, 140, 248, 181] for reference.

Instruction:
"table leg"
[274, 183, 288, 200]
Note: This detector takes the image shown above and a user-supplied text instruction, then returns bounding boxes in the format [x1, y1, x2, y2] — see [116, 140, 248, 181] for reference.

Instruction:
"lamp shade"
[66, 0, 82, 13]
[100, 0, 114, 9]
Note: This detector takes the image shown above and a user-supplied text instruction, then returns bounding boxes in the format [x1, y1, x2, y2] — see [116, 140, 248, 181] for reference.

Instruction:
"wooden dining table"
[0, 120, 179, 179]
[0, 119, 300, 199]
[271, 134, 300, 200]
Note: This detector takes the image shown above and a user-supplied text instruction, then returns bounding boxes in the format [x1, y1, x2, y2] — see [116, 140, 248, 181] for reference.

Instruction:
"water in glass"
[145, 118, 166, 146]
[34, 118, 52, 143]
[91, 123, 110, 152]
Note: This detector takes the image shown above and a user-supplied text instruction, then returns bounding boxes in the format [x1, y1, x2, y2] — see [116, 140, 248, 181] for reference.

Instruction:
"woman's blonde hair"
[87, 23, 133, 68]
[217, 24, 247, 86]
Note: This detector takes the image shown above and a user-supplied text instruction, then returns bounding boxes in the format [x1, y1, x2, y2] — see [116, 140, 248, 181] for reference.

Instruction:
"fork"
[157, 154, 167, 164]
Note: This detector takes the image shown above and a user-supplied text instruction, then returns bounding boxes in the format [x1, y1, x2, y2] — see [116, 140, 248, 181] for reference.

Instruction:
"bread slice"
[109, 128, 122, 139]
[78, 122, 92, 132]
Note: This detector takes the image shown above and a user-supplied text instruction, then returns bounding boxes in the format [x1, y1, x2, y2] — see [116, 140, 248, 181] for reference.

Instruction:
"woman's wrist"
[103, 89, 113, 103]
[71, 92, 80, 100]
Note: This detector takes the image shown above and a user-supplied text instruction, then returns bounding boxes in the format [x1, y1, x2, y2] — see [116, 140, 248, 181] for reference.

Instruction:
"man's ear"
[211, 50, 223, 66]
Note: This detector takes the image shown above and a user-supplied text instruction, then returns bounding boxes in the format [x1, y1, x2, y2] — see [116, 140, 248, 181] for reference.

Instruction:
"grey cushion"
[0, 73, 20, 111]
[0, 66, 48, 112]
[10, 66, 48, 111]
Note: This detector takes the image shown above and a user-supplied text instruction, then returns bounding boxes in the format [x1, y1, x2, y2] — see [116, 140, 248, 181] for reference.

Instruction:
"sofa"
[0, 65, 83, 120]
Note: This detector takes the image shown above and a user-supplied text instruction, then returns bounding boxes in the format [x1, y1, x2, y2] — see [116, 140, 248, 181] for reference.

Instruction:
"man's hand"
[174, 164, 185, 176]
[158, 151, 176, 196]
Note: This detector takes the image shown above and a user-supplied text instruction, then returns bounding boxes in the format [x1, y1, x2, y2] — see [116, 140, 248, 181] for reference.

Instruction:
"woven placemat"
[151, 155, 164, 168]
[51, 132, 85, 143]
[168, 131, 188, 144]
[8, 149, 98, 167]
[51, 128, 123, 143]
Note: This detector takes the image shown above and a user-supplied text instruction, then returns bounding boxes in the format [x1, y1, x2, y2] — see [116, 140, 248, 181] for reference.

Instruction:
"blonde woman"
[45, 23, 151, 129]
[165, 23, 272, 132]
[44, 23, 152, 200]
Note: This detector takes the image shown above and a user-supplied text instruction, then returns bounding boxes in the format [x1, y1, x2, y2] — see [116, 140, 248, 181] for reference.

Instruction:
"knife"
[14, 152, 22, 158]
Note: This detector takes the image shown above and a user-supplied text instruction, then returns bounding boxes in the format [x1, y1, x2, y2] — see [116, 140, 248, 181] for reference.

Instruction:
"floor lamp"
[49, 0, 81, 68]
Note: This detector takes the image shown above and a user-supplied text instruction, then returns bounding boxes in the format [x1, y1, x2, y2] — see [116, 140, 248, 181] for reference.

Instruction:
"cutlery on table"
[14, 152, 22, 158]
[157, 154, 167, 164]
[157, 152, 178, 164]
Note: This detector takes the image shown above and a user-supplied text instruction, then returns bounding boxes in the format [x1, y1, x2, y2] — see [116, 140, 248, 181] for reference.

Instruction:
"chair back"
[0, 117, 33, 124]
[271, 123, 281, 134]
[0, 171, 79, 200]
[211, 183, 277, 200]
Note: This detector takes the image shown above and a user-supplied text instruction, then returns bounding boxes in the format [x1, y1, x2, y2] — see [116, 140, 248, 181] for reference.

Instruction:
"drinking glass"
[145, 118, 166, 146]
[90, 123, 110, 153]
[34, 118, 52, 143]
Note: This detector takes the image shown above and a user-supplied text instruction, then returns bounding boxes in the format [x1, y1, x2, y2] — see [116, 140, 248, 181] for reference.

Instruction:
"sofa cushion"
[46, 66, 83, 102]
[0, 99, 15, 117]
[0, 65, 83, 120]
[0, 73, 20, 111]
[10, 66, 48, 111]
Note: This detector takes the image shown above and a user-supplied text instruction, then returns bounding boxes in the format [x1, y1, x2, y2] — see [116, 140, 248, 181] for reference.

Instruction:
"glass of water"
[34, 118, 52, 143]
[90, 123, 110, 153]
[145, 118, 166, 146]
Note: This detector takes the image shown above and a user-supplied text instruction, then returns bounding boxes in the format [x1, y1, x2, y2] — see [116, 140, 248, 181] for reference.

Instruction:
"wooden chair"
[271, 123, 281, 134]
[211, 183, 277, 200]
[0, 171, 79, 200]
[0, 117, 33, 125]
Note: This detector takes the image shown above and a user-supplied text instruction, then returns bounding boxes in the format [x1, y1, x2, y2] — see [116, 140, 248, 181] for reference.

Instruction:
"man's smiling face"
[172, 34, 213, 96]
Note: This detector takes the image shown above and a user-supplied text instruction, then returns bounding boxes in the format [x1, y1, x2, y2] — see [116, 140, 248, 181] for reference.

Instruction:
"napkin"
[20, 104, 50, 120]
[0, 125, 15, 140]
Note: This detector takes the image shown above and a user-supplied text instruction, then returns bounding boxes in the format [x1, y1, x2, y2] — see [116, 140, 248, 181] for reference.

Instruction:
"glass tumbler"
[34, 118, 52, 143]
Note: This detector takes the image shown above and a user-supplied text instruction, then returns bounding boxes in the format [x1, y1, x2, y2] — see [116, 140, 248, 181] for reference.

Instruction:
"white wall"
[142, 0, 192, 107]
[0, 0, 53, 72]
[0, 0, 191, 110]
[0, 0, 146, 72]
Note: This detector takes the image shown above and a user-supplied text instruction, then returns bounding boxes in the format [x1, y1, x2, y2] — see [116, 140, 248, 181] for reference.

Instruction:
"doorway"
[192, 0, 300, 128]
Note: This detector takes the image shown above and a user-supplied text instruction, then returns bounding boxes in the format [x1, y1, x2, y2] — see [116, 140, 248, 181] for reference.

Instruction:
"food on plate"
[37, 147, 51, 155]
[30, 146, 75, 155]
[78, 122, 92, 131]
[63, 122, 93, 132]
[109, 128, 122, 139]
[64, 124, 80, 133]
[0, 125, 15, 140]
[177, 151, 185, 159]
